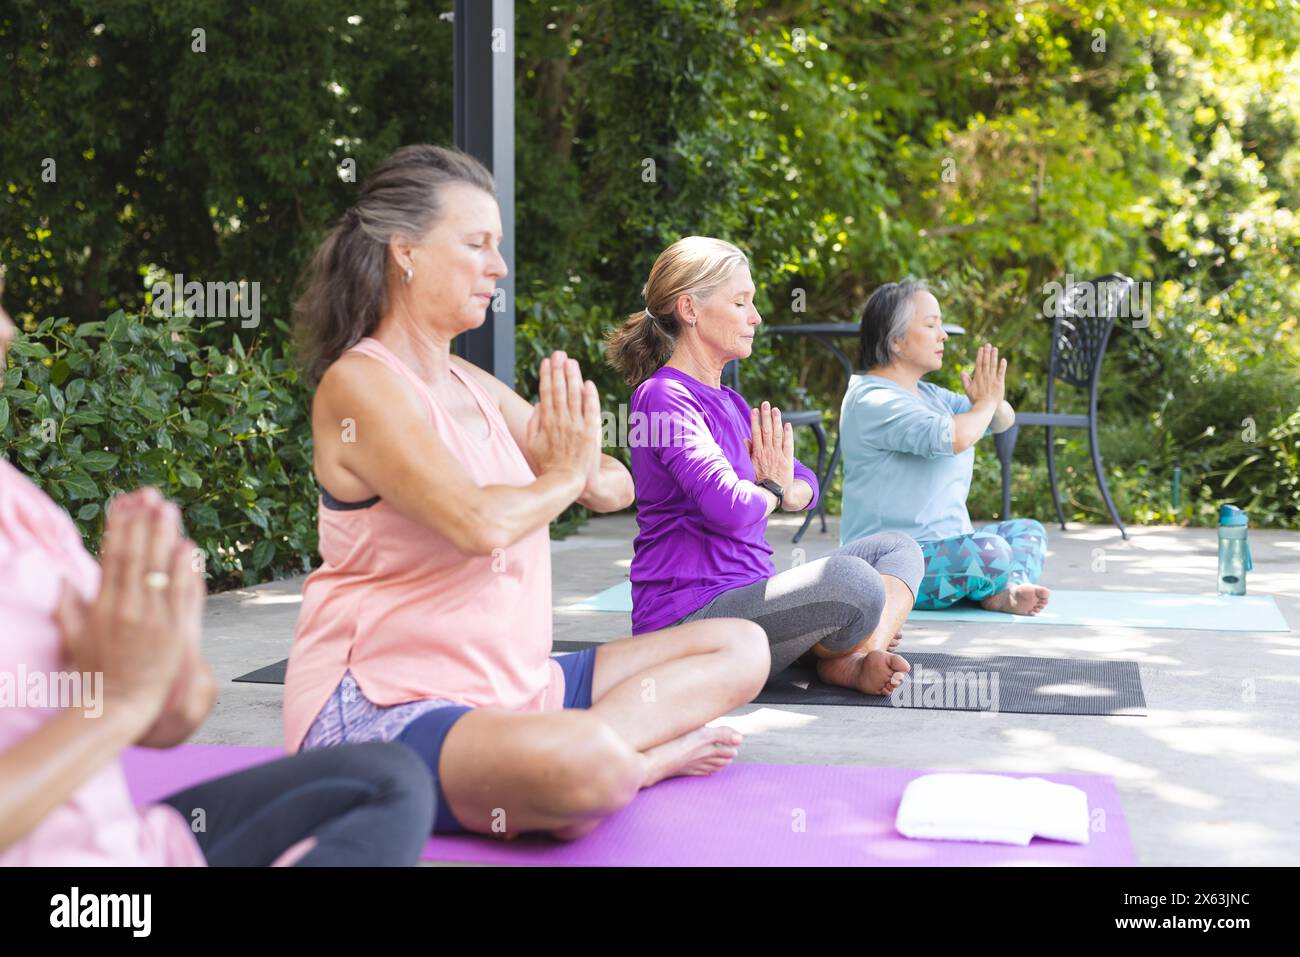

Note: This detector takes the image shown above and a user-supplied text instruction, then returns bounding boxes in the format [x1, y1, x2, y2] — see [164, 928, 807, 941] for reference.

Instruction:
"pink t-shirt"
[283, 339, 563, 752]
[0, 459, 206, 866]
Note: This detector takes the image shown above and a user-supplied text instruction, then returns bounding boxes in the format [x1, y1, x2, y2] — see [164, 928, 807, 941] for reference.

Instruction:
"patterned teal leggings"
[915, 519, 1048, 610]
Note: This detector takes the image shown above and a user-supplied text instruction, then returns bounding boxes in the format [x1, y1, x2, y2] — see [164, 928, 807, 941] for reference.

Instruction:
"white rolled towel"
[895, 773, 1091, 845]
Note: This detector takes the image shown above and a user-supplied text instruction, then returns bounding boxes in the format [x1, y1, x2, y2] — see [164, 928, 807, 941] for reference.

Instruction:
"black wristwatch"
[756, 478, 785, 510]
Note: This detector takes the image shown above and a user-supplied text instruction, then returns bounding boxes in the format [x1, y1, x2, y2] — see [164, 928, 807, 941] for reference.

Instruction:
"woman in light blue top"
[839, 280, 1052, 615]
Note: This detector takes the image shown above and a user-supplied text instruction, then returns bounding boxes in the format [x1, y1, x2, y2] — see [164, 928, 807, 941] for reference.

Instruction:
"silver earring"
[403, 266, 414, 285]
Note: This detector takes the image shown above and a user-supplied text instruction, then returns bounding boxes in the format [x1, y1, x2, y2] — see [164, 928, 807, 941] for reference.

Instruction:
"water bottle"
[1217, 505, 1252, 596]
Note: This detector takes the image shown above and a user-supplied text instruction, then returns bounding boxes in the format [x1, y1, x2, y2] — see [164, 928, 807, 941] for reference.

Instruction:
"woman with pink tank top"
[0, 270, 432, 866]
[285, 145, 769, 840]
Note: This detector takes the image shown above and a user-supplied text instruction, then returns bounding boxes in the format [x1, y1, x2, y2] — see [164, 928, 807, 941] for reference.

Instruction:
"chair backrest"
[723, 359, 741, 391]
[1048, 273, 1135, 391]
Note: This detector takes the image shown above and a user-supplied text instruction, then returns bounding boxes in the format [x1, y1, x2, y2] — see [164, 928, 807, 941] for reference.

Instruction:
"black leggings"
[160, 742, 434, 866]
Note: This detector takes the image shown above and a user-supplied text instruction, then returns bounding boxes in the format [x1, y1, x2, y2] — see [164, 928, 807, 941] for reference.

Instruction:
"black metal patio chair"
[993, 273, 1137, 539]
[724, 360, 829, 543]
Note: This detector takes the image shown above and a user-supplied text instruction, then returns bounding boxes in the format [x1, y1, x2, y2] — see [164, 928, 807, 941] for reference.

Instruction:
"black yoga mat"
[233, 644, 1144, 716]
[756, 651, 1145, 715]
[232, 640, 595, 685]
[232, 659, 288, 684]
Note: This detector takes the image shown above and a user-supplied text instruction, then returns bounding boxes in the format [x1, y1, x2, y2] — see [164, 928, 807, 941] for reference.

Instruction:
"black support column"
[453, 0, 516, 387]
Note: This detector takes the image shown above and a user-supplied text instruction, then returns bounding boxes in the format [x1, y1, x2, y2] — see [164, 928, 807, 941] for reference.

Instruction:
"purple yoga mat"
[121, 744, 1136, 866]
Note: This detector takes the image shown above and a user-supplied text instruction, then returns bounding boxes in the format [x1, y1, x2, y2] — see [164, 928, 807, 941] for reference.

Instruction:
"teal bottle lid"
[1219, 504, 1249, 527]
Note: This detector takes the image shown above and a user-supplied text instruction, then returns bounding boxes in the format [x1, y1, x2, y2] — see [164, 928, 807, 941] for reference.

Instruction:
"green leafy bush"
[1, 310, 317, 587]
[965, 274, 1300, 530]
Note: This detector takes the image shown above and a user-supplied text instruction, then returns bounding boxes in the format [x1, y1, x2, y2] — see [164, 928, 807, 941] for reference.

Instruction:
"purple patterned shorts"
[301, 670, 462, 751]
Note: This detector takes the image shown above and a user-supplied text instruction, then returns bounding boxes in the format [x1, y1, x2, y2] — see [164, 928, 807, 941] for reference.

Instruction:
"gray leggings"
[677, 532, 925, 677]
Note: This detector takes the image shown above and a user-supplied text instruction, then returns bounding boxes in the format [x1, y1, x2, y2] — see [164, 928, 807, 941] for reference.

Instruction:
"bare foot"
[639, 725, 742, 788]
[980, 582, 1051, 616]
[816, 649, 911, 696]
[889, 629, 903, 651]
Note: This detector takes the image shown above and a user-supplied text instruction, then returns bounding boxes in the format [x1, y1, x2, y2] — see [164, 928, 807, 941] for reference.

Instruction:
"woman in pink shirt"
[285, 145, 769, 840]
[0, 273, 433, 866]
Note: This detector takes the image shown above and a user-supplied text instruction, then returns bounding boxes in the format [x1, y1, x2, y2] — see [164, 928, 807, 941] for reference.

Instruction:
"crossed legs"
[411, 534, 929, 839]
[678, 530, 925, 696]
[435, 618, 768, 840]
[914, 519, 1050, 615]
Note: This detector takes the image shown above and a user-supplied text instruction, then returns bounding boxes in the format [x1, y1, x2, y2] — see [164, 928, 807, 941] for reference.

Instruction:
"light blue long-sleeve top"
[839, 373, 988, 545]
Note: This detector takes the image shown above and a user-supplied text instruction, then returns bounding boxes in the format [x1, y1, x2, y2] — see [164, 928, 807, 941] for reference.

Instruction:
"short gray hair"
[857, 278, 931, 370]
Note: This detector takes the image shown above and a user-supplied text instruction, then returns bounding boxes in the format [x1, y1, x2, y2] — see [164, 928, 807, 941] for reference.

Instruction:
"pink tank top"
[283, 338, 563, 752]
[0, 460, 206, 866]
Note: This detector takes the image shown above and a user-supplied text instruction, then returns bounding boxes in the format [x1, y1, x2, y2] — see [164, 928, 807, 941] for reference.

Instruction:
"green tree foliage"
[1, 312, 314, 588]
[514, 0, 1300, 529]
[2, 0, 1297, 588]
[1, 0, 453, 327]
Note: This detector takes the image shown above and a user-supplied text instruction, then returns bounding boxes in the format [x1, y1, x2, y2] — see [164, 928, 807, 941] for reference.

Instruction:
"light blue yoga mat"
[566, 579, 635, 612]
[563, 580, 1290, 632]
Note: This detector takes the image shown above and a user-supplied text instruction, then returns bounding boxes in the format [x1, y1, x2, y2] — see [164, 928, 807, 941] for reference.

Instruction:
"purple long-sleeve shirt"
[628, 366, 820, 634]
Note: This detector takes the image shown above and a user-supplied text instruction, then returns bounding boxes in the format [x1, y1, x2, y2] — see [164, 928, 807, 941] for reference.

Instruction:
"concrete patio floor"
[197, 514, 1300, 867]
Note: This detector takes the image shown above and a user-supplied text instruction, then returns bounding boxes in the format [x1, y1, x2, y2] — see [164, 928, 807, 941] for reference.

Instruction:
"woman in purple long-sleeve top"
[607, 237, 925, 696]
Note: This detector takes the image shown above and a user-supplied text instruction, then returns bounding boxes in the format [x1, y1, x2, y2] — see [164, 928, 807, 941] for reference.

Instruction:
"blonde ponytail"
[604, 236, 749, 387]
